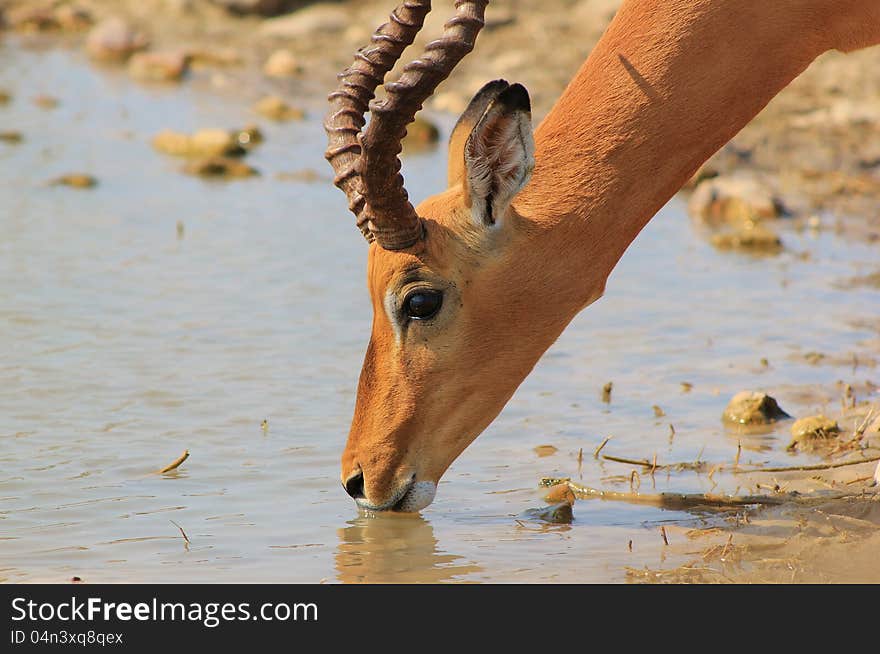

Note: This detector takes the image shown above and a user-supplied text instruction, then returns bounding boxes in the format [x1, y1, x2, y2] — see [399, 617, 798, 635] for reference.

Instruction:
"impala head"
[325, 1, 576, 512]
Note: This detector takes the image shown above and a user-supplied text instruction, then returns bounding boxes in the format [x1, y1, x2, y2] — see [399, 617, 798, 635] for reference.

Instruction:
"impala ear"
[456, 82, 534, 227]
[447, 79, 510, 187]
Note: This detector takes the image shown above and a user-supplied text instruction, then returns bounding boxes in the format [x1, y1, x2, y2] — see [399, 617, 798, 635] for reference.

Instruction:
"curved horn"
[325, 1, 489, 250]
[324, 1, 432, 244]
[360, 0, 488, 250]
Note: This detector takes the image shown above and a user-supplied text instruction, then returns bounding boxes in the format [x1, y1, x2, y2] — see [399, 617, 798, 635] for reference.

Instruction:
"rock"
[543, 483, 576, 504]
[0, 131, 23, 144]
[259, 5, 348, 38]
[689, 174, 783, 224]
[0, 90, 10, 104]
[402, 116, 440, 152]
[50, 174, 97, 188]
[152, 128, 245, 157]
[253, 95, 304, 121]
[128, 51, 189, 82]
[262, 49, 301, 77]
[522, 501, 573, 524]
[787, 415, 840, 451]
[722, 391, 791, 426]
[190, 129, 244, 157]
[183, 156, 258, 178]
[710, 224, 783, 254]
[86, 18, 149, 62]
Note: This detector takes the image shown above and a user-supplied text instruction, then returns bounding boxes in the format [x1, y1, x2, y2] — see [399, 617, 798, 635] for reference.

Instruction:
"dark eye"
[403, 290, 443, 321]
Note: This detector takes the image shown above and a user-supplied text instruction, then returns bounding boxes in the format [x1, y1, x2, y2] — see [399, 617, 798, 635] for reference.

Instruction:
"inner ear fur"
[462, 82, 533, 225]
[447, 79, 511, 190]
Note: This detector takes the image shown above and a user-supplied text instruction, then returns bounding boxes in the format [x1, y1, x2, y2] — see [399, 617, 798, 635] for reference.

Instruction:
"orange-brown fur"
[341, 0, 880, 508]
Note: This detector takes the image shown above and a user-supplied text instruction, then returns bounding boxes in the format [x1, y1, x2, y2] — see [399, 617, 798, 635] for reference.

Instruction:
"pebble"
[152, 128, 245, 157]
[253, 95, 304, 121]
[263, 49, 301, 77]
[50, 174, 98, 189]
[787, 415, 840, 451]
[722, 391, 791, 426]
[183, 156, 258, 178]
[689, 174, 783, 224]
[86, 17, 149, 62]
[128, 51, 189, 82]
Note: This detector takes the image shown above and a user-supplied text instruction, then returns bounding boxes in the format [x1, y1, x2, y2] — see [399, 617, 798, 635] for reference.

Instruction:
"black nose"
[343, 470, 365, 499]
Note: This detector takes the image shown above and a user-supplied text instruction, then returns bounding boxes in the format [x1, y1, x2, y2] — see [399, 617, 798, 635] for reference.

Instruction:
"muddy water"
[2, 41, 878, 583]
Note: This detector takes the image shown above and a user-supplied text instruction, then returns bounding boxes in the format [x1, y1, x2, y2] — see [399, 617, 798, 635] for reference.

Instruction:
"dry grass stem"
[158, 449, 189, 474]
[593, 436, 613, 459]
[733, 453, 880, 474]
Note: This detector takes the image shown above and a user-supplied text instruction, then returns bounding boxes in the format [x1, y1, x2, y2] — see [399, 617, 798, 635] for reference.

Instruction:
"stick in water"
[159, 449, 190, 474]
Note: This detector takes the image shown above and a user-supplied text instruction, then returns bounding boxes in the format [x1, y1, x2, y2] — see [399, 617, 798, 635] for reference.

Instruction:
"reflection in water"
[336, 513, 482, 583]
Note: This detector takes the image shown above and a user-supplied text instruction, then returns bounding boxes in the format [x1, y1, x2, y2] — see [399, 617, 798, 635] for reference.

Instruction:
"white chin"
[395, 481, 436, 512]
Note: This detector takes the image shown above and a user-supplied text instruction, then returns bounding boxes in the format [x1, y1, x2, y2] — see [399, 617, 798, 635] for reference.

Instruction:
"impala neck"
[514, 0, 863, 307]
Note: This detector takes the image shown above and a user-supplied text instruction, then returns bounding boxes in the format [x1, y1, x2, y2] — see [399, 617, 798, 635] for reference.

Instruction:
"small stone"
[50, 174, 97, 188]
[86, 17, 149, 62]
[262, 49, 301, 77]
[183, 156, 258, 178]
[722, 391, 791, 426]
[402, 116, 440, 152]
[689, 174, 783, 224]
[0, 131, 23, 144]
[152, 129, 244, 157]
[253, 95, 304, 121]
[151, 129, 192, 156]
[128, 51, 189, 82]
[710, 224, 783, 254]
[190, 129, 244, 157]
[787, 415, 840, 451]
[543, 483, 575, 504]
